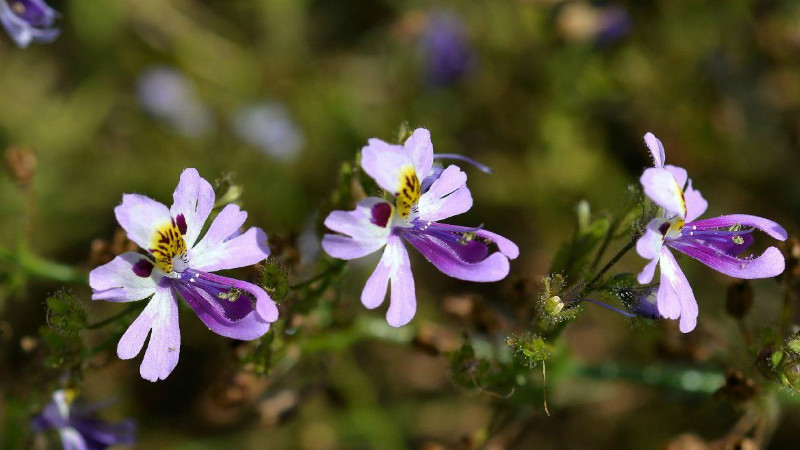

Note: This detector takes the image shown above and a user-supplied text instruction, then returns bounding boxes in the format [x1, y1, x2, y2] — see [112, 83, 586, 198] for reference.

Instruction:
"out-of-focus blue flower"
[232, 102, 305, 161]
[420, 11, 475, 86]
[136, 66, 215, 137]
[557, 2, 630, 46]
[31, 389, 136, 450]
[0, 0, 59, 48]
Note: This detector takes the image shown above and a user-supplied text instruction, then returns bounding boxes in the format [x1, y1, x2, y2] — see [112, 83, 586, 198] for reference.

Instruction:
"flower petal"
[402, 226, 511, 282]
[419, 222, 520, 260]
[322, 198, 391, 260]
[405, 128, 434, 179]
[189, 204, 270, 271]
[658, 248, 698, 333]
[669, 241, 785, 279]
[665, 165, 688, 190]
[114, 194, 172, 250]
[644, 132, 665, 168]
[116, 282, 181, 382]
[640, 167, 686, 218]
[90, 252, 160, 302]
[361, 249, 392, 309]
[72, 418, 137, 448]
[687, 214, 788, 241]
[683, 180, 707, 223]
[636, 219, 665, 260]
[361, 138, 415, 193]
[637, 257, 659, 284]
[58, 428, 88, 450]
[385, 236, 416, 327]
[170, 168, 215, 247]
[417, 165, 473, 222]
[185, 270, 279, 323]
[175, 282, 271, 341]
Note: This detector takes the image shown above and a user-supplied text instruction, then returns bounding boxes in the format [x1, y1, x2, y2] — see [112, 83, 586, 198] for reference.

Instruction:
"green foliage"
[45, 290, 87, 338]
[259, 260, 290, 304]
[550, 200, 610, 280]
[507, 332, 553, 369]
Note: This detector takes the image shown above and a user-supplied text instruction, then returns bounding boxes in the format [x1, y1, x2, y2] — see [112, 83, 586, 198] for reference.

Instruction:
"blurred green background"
[2, 0, 800, 448]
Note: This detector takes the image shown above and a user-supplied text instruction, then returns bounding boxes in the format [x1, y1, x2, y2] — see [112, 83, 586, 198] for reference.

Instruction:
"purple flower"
[231, 102, 305, 161]
[89, 168, 279, 381]
[322, 129, 519, 327]
[636, 133, 787, 333]
[420, 11, 475, 86]
[0, 0, 59, 48]
[137, 67, 215, 137]
[31, 389, 136, 450]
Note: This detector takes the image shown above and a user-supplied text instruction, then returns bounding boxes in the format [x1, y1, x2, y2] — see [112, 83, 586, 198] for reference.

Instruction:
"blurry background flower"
[0, 0, 59, 48]
[419, 10, 475, 87]
[557, 1, 630, 45]
[136, 66, 215, 137]
[231, 102, 305, 161]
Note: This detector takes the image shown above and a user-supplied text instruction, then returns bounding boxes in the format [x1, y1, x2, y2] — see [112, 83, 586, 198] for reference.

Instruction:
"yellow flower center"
[149, 220, 188, 273]
[396, 166, 421, 219]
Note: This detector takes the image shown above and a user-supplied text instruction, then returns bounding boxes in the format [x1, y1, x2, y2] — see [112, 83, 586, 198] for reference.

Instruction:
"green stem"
[0, 246, 87, 285]
[290, 260, 346, 289]
[86, 303, 143, 330]
[778, 273, 794, 342]
[582, 235, 638, 295]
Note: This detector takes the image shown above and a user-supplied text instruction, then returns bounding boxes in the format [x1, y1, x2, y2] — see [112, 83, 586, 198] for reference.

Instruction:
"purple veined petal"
[687, 214, 789, 241]
[418, 222, 519, 259]
[640, 167, 686, 219]
[191, 270, 279, 323]
[114, 194, 172, 250]
[59, 427, 89, 450]
[433, 153, 493, 174]
[170, 168, 215, 248]
[416, 164, 472, 222]
[90, 252, 160, 302]
[669, 240, 786, 280]
[664, 164, 688, 190]
[7, 0, 58, 27]
[402, 226, 510, 282]
[384, 236, 417, 327]
[643, 132, 665, 168]
[322, 197, 392, 260]
[404, 128, 434, 180]
[361, 138, 415, 194]
[173, 280, 271, 341]
[636, 219, 666, 261]
[657, 247, 698, 333]
[683, 180, 707, 223]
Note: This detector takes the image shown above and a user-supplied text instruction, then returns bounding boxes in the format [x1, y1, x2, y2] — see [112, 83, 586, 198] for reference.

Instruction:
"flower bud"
[4, 146, 36, 188]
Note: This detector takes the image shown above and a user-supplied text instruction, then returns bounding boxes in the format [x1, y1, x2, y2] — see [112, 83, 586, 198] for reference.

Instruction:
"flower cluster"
[89, 169, 279, 381]
[636, 133, 787, 332]
[322, 128, 519, 327]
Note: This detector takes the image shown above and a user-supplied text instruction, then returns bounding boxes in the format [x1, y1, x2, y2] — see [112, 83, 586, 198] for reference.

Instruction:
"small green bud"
[507, 333, 553, 368]
[576, 200, 591, 233]
[213, 174, 244, 208]
[45, 291, 87, 337]
[771, 350, 784, 368]
[787, 336, 800, 355]
[259, 261, 289, 303]
[545, 296, 564, 316]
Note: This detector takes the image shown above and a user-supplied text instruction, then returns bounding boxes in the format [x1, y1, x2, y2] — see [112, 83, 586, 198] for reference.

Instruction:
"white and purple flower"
[0, 0, 59, 48]
[31, 389, 136, 450]
[322, 128, 519, 327]
[89, 168, 279, 381]
[636, 132, 787, 332]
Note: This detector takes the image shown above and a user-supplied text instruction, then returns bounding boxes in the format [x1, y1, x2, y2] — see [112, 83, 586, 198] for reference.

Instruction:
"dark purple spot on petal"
[658, 222, 671, 236]
[132, 258, 154, 278]
[176, 214, 188, 235]
[370, 203, 392, 228]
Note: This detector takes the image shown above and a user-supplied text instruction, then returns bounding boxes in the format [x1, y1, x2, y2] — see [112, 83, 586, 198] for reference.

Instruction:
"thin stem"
[0, 246, 87, 285]
[289, 260, 345, 289]
[86, 303, 143, 330]
[583, 236, 638, 295]
[582, 298, 635, 318]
